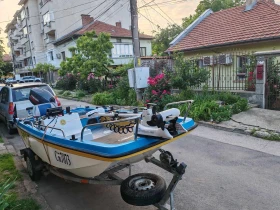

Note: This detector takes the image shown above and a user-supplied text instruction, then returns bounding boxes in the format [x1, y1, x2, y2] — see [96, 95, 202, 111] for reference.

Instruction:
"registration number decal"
[54, 151, 71, 165]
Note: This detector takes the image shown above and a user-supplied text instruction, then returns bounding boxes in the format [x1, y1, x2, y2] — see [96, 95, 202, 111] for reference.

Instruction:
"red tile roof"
[167, 0, 280, 52]
[54, 20, 153, 46]
[77, 21, 153, 39]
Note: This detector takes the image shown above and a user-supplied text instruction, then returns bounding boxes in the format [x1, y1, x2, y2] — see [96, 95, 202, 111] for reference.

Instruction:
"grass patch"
[0, 136, 3, 143]
[0, 154, 21, 183]
[265, 133, 280, 141]
[0, 155, 40, 210]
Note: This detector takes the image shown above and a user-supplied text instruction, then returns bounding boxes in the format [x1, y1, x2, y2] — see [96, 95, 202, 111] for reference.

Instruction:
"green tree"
[182, 0, 245, 28]
[0, 38, 4, 62]
[0, 62, 13, 76]
[152, 24, 183, 56]
[59, 31, 113, 78]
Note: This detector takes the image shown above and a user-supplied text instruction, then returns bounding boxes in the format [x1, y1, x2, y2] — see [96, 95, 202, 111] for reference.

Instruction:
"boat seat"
[42, 113, 93, 141]
[33, 103, 56, 117]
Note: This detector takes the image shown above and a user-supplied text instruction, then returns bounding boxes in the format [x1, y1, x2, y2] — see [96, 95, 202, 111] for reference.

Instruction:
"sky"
[1, 0, 280, 54]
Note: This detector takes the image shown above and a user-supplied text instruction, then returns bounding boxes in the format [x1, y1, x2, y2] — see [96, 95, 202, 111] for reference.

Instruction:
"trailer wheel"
[25, 152, 41, 181]
[120, 173, 166, 206]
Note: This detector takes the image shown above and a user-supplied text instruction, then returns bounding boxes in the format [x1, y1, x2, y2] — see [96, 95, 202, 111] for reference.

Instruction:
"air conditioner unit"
[203, 56, 215, 66]
[219, 54, 232, 65]
[56, 54, 61, 59]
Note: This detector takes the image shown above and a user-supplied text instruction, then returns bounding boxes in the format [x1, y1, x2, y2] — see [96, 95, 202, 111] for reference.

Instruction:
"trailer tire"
[25, 151, 42, 181]
[120, 173, 166, 206]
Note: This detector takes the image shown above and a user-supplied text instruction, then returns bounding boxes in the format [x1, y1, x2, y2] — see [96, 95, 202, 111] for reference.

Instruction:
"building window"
[116, 38, 122, 43]
[29, 25, 32, 33]
[31, 41, 34, 49]
[111, 44, 133, 58]
[61, 51, 66, 61]
[26, 7, 29, 18]
[22, 27, 28, 36]
[48, 51, 54, 61]
[33, 57, 36, 65]
[43, 12, 51, 25]
[20, 9, 26, 20]
[24, 41, 31, 52]
[24, 57, 33, 66]
[140, 47, 146, 57]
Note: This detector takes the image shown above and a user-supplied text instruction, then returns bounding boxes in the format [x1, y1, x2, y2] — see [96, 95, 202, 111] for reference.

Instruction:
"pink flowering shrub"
[144, 73, 172, 110]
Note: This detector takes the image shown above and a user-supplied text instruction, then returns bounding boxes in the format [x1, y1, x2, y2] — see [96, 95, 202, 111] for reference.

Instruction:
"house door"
[265, 57, 280, 110]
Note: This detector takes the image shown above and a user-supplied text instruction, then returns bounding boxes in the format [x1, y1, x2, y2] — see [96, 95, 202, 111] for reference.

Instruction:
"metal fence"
[141, 52, 257, 91]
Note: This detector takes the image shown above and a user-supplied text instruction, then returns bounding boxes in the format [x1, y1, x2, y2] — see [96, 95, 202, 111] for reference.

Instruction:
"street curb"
[197, 121, 280, 141]
[198, 121, 250, 136]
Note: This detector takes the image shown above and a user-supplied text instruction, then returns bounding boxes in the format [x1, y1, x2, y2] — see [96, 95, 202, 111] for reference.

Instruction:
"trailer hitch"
[145, 150, 187, 210]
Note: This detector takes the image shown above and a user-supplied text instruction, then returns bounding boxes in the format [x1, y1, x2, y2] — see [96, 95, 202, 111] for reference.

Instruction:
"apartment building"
[5, 0, 151, 76]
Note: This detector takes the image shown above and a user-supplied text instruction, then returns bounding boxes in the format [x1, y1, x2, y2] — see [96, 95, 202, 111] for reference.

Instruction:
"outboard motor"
[29, 88, 56, 105]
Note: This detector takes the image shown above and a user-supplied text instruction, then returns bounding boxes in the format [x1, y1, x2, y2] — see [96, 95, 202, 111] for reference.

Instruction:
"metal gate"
[266, 57, 280, 110]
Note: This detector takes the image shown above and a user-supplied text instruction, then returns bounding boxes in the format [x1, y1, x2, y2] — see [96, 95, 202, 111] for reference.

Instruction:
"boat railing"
[34, 124, 66, 138]
[81, 116, 141, 142]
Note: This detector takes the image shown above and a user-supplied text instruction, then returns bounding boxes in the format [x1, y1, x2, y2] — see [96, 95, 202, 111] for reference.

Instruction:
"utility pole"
[130, 0, 142, 101]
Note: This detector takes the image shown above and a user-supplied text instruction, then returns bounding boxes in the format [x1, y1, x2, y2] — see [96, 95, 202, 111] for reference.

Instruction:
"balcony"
[112, 57, 134, 66]
[44, 21, 56, 35]
[13, 42, 23, 50]
[20, 35, 28, 45]
[16, 66, 33, 74]
[15, 54, 25, 62]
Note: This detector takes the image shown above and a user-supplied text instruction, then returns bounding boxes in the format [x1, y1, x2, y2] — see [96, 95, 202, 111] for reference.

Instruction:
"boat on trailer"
[15, 88, 197, 209]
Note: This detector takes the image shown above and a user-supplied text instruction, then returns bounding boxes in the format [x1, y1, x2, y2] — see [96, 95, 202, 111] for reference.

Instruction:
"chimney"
[245, 0, 257, 11]
[81, 14, 94, 26]
[116, 21, 122, 28]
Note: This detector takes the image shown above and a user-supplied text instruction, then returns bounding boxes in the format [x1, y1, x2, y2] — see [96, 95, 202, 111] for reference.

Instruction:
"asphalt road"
[1, 98, 280, 210]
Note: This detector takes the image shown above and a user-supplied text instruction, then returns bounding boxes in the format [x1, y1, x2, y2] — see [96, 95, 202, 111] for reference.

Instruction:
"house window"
[140, 47, 146, 57]
[116, 38, 122, 43]
[61, 51, 66, 61]
[111, 44, 133, 58]
[48, 51, 54, 61]
[237, 56, 249, 80]
[43, 12, 51, 25]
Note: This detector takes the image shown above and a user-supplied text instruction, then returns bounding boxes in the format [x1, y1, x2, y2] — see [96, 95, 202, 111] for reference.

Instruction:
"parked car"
[5, 78, 17, 84]
[0, 83, 61, 134]
[19, 76, 41, 83]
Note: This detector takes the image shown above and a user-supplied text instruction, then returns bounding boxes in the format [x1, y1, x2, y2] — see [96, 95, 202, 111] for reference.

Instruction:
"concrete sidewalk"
[199, 108, 280, 139]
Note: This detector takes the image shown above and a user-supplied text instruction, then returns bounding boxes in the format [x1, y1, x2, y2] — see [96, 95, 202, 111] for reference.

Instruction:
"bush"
[58, 90, 65, 95]
[62, 91, 72, 97]
[56, 74, 77, 90]
[111, 77, 139, 106]
[177, 91, 248, 123]
[75, 90, 86, 98]
[92, 92, 115, 105]
[144, 73, 172, 110]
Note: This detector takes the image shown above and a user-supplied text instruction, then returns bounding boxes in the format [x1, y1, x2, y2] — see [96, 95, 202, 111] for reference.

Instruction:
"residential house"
[5, 0, 131, 76]
[166, 0, 280, 92]
[52, 15, 153, 68]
